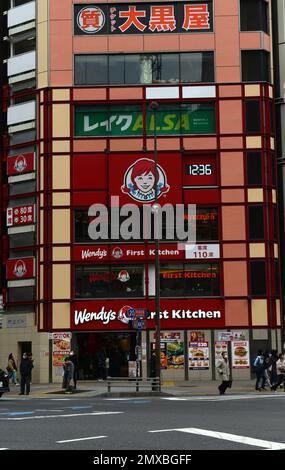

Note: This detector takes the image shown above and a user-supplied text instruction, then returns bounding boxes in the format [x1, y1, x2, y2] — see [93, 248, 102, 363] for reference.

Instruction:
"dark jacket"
[20, 358, 34, 377]
[150, 354, 157, 377]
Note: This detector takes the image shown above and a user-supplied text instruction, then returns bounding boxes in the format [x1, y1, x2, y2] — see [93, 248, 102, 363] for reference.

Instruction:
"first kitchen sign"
[74, 2, 213, 35]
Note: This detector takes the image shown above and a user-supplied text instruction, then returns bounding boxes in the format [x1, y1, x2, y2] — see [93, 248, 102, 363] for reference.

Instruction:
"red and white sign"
[70, 299, 225, 331]
[185, 244, 220, 260]
[77, 6, 105, 33]
[7, 257, 35, 280]
[109, 153, 182, 206]
[232, 340, 250, 369]
[7, 152, 35, 176]
[7, 204, 35, 227]
[73, 244, 185, 262]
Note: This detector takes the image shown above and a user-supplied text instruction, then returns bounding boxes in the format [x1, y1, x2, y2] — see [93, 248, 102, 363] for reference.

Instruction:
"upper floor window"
[240, 0, 268, 33]
[241, 50, 270, 82]
[74, 52, 214, 86]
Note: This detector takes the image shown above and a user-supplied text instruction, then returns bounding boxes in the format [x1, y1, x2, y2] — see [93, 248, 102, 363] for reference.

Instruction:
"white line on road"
[57, 436, 107, 444]
[0, 411, 123, 421]
[162, 394, 285, 401]
[149, 427, 285, 450]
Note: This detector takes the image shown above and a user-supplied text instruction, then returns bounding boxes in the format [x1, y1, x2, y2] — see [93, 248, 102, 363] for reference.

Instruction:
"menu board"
[189, 342, 209, 370]
[167, 342, 184, 369]
[232, 340, 250, 369]
[52, 333, 71, 367]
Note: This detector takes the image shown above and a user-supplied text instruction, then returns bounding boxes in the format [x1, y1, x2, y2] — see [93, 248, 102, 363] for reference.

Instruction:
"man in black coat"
[19, 353, 34, 395]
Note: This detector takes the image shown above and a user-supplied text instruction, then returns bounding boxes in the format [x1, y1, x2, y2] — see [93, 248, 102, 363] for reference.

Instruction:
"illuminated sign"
[74, 2, 213, 35]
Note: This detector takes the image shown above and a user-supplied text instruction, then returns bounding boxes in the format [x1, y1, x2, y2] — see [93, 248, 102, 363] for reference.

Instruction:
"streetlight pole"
[150, 101, 161, 391]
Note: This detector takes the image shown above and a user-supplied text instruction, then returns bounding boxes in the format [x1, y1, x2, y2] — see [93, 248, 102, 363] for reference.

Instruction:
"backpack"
[253, 356, 263, 371]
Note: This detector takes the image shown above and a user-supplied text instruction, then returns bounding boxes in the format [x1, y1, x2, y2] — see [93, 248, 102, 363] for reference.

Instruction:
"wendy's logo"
[121, 158, 170, 203]
[14, 155, 27, 173]
[13, 260, 27, 278]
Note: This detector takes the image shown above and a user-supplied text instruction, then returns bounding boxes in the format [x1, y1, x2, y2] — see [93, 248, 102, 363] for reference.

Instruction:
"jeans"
[8, 370, 17, 384]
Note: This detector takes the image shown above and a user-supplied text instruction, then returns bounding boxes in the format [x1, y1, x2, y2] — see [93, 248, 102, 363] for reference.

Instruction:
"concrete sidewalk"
[4, 378, 276, 398]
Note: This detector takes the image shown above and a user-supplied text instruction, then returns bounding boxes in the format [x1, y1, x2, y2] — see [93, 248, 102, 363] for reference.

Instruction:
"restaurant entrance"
[74, 332, 137, 379]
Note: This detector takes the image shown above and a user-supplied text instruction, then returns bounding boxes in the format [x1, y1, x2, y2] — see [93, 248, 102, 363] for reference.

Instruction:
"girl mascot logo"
[121, 158, 170, 202]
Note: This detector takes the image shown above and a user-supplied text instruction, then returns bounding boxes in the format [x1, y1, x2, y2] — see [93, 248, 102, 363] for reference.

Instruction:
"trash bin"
[0, 368, 10, 398]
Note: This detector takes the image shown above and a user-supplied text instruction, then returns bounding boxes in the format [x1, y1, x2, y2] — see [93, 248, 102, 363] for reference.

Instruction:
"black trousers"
[20, 376, 31, 394]
[218, 380, 230, 394]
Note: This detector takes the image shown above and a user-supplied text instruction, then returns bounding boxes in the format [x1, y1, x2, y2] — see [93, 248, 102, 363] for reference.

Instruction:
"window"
[185, 207, 218, 241]
[241, 50, 270, 82]
[75, 265, 144, 298]
[8, 286, 35, 302]
[160, 263, 220, 297]
[9, 180, 36, 196]
[245, 101, 261, 133]
[246, 152, 263, 186]
[9, 231, 35, 248]
[250, 261, 266, 296]
[248, 206, 264, 239]
[74, 52, 215, 86]
[240, 0, 268, 33]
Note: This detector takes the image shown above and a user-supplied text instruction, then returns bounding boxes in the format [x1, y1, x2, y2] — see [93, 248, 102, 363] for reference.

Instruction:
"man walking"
[253, 350, 265, 391]
[216, 351, 231, 395]
[19, 353, 34, 396]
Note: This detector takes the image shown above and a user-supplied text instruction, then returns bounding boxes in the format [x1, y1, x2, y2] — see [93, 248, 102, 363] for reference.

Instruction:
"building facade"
[0, 0, 283, 383]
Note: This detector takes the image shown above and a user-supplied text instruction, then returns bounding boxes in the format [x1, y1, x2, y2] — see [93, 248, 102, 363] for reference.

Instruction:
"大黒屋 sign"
[74, 2, 213, 35]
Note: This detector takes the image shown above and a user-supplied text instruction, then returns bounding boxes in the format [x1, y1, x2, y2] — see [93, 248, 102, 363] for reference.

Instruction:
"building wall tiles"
[225, 300, 249, 326]
[220, 152, 244, 186]
[223, 261, 248, 296]
[219, 100, 243, 134]
[222, 206, 246, 240]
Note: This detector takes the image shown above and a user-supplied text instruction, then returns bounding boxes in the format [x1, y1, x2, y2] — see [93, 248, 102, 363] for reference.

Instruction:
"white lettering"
[81, 248, 108, 260]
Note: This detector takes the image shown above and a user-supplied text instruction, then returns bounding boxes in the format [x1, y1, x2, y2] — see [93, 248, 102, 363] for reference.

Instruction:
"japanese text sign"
[74, 2, 213, 35]
[7, 204, 36, 227]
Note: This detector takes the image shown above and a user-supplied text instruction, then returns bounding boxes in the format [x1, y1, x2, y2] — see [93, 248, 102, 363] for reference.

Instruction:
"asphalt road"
[0, 393, 285, 451]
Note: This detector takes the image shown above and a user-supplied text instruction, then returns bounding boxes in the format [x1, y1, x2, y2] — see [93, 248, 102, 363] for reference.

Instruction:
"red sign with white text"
[7, 204, 36, 227]
[7, 257, 35, 280]
[70, 299, 225, 330]
[73, 244, 185, 262]
[7, 153, 35, 176]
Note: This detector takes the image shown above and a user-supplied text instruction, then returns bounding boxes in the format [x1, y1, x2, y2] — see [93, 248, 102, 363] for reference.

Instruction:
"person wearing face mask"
[216, 351, 231, 395]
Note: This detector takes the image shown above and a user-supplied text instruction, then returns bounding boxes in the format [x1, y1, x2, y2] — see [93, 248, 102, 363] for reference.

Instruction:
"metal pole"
[150, 101, 161, 392]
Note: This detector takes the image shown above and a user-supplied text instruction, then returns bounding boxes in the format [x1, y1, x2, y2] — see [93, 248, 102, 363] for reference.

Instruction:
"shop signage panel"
[50, 333, 72, 367]
[183, 155, 217, 186]
[70, 298, 225, 330]
[75, 105, 216, 137]
[7, 204, 35, 227]
[73, 243, 185, 262]
[189, 341, 209, 369]
[108, 153, 182, 205]
[185, 243, 220, 259]
[7, 257, 35, 280]
[231, 340, 250, 369]
[74, 2, 213, 35]
[7, 152, 35, 176]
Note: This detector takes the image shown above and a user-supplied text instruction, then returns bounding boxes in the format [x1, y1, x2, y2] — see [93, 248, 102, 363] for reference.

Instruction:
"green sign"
[75, 104, 216, 137]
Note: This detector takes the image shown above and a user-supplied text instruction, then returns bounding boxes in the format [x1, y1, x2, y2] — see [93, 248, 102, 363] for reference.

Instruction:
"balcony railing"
[7, 1, 36, 29]
[7, 51, 36, 77]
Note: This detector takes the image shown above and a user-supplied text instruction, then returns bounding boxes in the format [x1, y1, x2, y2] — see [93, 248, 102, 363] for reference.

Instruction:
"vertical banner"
[189, 342, 209, 370]
[49, 333, 72, 367]
[231, 341, 250, 369]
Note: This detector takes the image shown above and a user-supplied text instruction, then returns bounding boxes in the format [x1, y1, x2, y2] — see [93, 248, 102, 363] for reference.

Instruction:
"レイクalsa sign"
[70, 299, 225, 330]
[74, 2, 213, 35]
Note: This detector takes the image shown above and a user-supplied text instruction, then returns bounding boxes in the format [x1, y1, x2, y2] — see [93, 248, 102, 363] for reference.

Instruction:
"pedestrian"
[272, 353, 285, 391]
[69, 350, 78, 389]
[19, 352, 34, 396]
[270, 350, 278, 390]
[263, 351, 273, 389]
[149, 351, 158, 391]
[253, 350, 265, 391]
[216, 351, 231, 395]
[96, 350, 106, 380]
[6, 353, 19, 385]
[62, 357, 74, 393]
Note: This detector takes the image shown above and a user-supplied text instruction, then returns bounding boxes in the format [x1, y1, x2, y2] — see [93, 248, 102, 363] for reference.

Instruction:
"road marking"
[149, 427, 285, 450]
[57, 436, 106, 444]
[0, 411, 123, 421]
[161, 394, 285, 402]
